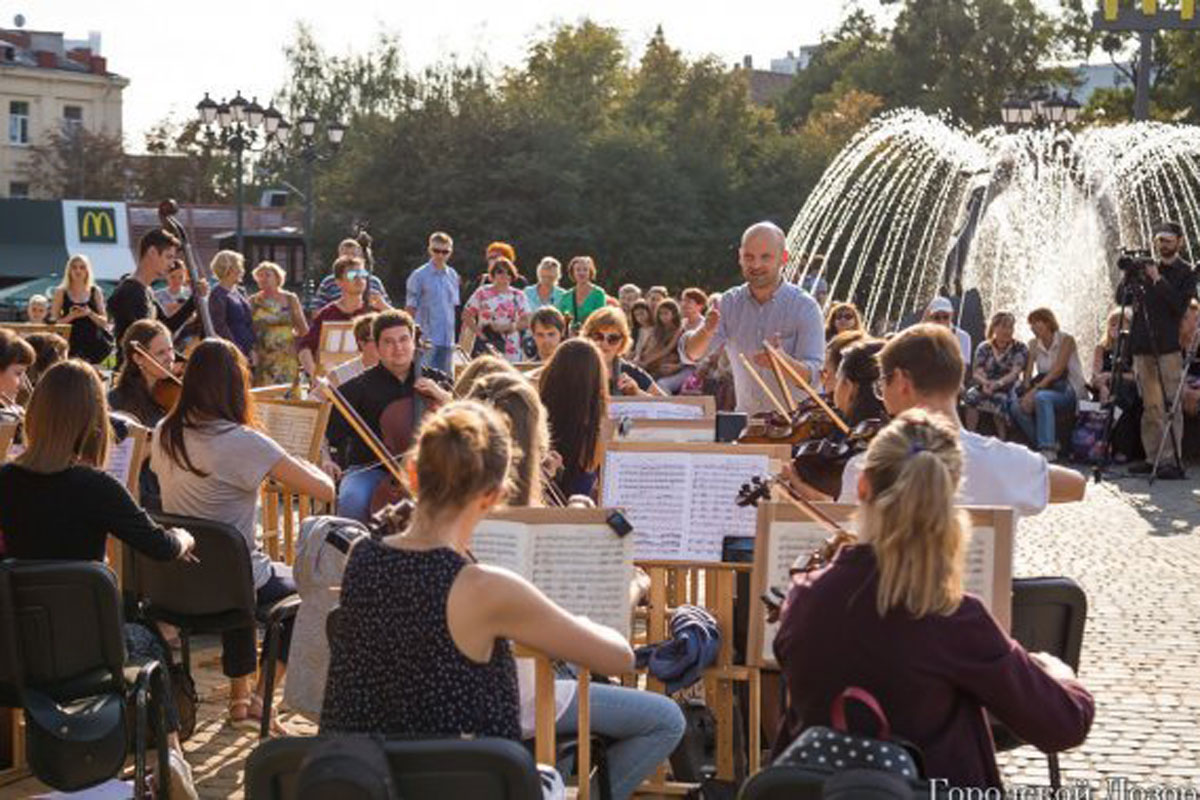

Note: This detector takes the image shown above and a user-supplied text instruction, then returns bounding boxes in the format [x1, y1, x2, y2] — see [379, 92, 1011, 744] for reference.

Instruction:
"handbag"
[776, 687, 926, 785]
[24, 689, 129, 792]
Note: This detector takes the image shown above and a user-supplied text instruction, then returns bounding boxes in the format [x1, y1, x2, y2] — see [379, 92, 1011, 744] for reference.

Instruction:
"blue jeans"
[1010, 385, 1076, 449]
[429, 344, 454, 376]
[555, 682, 685, 800]
[337, 465, 388, 523]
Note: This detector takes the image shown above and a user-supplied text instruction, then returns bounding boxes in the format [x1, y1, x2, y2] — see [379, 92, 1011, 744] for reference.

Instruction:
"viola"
[130, 341, 184, 413]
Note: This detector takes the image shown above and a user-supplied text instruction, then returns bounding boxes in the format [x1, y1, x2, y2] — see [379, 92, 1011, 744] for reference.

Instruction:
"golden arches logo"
[78, 208, 116, 243]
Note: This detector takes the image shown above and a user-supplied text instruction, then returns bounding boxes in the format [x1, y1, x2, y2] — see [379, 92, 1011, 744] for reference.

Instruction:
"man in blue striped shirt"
[682, 221, 825, 414]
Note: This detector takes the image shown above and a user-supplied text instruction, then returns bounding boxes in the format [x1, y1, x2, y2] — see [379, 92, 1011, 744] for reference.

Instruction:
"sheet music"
[258, 403, 319, 459]
[338, 329, 358, 353]
[623, 423, 714, 443]
[964, 526, 996, 611]
[104, 436, 136, 486]
[760, 520, 833, 664]
[530, 524, 634, 639]
[602, 449, 770, 561]
[608, 400, 704, 420]
[471, 520, 535, 576]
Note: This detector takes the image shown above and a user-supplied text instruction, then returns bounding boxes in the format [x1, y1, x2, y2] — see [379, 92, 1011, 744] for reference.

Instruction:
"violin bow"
[737, 352, 791, 418]
[129, 341, 182, 386]
[762, 342, 850, 435]
[317, 377, 409, 489]
[763, 343, 796, 413]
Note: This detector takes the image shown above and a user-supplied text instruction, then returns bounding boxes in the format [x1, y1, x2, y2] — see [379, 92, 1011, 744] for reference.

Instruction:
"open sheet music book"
[607, 396, 714, 420]
[749, 501, 1015, 667]
[104, 421, 149, 493]
[254, 398, 330, 462]
[600, 442, 789, 562]
[471, 507, 634, 639]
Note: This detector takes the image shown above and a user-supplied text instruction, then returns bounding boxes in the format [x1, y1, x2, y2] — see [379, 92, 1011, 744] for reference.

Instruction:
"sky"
[14, 1, 894, 152]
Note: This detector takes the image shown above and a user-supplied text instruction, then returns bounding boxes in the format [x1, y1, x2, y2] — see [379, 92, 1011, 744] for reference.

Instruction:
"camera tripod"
[1148, 324, 1200, 484]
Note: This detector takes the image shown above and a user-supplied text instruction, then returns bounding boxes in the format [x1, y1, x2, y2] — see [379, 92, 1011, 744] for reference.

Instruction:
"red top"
[773, 545, 1094, 788]
[296, 301, 368, 357]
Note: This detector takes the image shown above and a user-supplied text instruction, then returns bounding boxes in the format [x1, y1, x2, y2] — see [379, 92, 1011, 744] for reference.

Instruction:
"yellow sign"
[1105, 0, 1119, 19]
[1185, 0, 1195, 20]
[78, 207, 116, 243]
[1143, 0, 1157, 13]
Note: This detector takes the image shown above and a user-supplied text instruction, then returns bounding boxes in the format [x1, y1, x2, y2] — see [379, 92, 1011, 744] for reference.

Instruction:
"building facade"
[0, 28, 128, 199]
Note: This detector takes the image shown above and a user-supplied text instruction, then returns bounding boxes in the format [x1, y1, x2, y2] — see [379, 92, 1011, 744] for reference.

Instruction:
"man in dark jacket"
[1124, 221, 1197, 478]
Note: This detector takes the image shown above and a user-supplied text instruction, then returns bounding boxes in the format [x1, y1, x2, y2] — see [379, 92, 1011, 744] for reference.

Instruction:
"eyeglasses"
[344, 269, 368, 280]
[589, 332, 624, 346]
[835, 311, 856, 321]
[431, 248, 451, 256]
[874, 370, 895, 397]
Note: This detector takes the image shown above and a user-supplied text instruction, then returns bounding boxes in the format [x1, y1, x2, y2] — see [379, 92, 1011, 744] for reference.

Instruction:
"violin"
[790, 417, 888, 498]
[130, 341, 184, 412]
[737, 344, 849, 445]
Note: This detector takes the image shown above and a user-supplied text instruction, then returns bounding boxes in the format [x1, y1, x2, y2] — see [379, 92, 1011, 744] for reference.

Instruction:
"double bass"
[157, 199, 215, 340]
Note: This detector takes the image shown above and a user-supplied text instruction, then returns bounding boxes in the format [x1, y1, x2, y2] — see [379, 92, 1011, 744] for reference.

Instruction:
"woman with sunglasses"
[463, 257, 532, 362]
[580, 307, 665, 397]
[823, 302, 863, 341]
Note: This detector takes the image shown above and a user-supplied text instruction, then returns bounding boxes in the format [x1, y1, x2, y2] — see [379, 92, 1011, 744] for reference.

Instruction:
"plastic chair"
[132, 512, 299, 739]
[245, 735, 543, 799]
[990, 576, 1088, 789]
[0, 560, 169, 798]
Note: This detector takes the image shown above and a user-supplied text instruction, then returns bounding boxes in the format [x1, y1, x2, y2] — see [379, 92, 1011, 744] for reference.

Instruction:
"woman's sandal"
[248, 693, 291, 737]
[227, 697, 258, 731]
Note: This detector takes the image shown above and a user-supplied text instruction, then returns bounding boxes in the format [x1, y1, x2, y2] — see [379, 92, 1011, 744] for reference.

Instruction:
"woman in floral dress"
[463, 257, 531, 362]
[249, 261, 308, 385]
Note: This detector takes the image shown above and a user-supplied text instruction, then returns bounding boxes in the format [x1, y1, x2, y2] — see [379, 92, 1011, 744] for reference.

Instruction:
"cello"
[157, 199, 215, 339]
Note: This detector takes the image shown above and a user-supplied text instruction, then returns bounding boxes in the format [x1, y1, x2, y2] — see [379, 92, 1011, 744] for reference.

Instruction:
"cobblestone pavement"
[3, 474, 1199, 798]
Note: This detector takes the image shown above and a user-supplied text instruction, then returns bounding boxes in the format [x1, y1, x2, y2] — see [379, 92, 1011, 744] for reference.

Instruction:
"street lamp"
[1001, 89, 1082, 130]
[281, 116, 348, 301]
[196, 90, 288, 257]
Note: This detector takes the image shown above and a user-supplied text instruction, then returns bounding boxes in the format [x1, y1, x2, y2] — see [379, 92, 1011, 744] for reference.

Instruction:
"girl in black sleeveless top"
[319, 401, 633, 742]
[52, 255, 112, 364]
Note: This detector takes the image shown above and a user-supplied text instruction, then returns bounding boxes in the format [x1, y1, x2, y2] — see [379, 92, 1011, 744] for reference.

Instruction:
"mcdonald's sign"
[77, 206, 116, 243]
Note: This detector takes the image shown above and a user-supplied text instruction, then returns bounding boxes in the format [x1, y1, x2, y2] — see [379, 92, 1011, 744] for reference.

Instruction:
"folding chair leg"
[180, 631, 192, 683]
[134, 671, 149, 800]
[260, 621, 283, 740]
[1048, 753, 1061, 790]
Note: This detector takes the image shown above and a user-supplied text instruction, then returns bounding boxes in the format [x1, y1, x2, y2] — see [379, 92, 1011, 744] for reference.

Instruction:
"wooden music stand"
[318, 321, 359, 371]
[601, 416, 716, 445]
[103, 421, 150, 591]
[255, 398, 333, 563]
[0, 322, 72, 340]
[0, 421, 18, 465]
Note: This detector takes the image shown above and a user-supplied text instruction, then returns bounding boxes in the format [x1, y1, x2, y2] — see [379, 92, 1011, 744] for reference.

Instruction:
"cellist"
[325, 310, 452, 523]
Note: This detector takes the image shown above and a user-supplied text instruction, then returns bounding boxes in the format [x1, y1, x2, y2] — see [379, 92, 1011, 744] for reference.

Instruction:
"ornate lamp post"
[1001, 89, 1081, 130]
[287, 115, 347, 298]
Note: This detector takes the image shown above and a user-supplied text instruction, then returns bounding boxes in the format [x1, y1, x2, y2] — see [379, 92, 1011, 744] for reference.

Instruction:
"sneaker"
[1156, 464, 1186, 480]
[1127, 461, 1153, 474]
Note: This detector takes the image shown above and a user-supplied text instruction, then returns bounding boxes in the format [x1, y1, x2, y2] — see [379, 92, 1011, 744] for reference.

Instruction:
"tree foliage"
[20, 126, 128, 199]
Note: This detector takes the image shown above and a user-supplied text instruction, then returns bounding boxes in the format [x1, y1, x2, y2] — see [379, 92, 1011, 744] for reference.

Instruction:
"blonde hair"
[413, 400, 512, 515]
[59, 254, 96, 294]
[210, 250, 245, 281]
[985, 311, 1016, 345]
[580, 306, 631, 355]
[1101, 307, 1131, 351]
[252, 261, 287, 285]
[453, 354, 518, 398]
[856, 409, 968, 618]
[467, 373, 547, 507]
[17, 359, 110, 473]
[567, 255, 597, 282]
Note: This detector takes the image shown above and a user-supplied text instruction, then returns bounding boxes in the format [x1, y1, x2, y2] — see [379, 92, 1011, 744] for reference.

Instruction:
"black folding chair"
[0, 560, 169, 798]
[132, 512, 299, 739]
[991, 576, 1088, 789]
[245, 735, 543, 799]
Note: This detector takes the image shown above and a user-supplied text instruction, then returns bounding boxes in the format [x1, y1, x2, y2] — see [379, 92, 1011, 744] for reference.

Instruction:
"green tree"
[20, 126, 127, 199]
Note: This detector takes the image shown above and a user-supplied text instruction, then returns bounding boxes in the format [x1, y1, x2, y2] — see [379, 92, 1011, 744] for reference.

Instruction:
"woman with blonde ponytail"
[773, 409, 1095, 789]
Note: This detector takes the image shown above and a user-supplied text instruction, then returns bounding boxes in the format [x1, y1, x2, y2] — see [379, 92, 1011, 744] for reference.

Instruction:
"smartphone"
[606, 510, 634, 537]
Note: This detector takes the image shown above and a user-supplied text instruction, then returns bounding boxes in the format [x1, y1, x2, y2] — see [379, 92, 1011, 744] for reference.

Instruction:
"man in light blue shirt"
[405, 231, 460, 375]
[683, 221, 825, 414]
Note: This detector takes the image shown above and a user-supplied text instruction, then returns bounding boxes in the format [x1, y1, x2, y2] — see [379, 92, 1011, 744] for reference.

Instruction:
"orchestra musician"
[109, 320, 179, 428]
[0, 328, 34, 424]
[108, 229, 208, 360]
[324, 310, 452, 523]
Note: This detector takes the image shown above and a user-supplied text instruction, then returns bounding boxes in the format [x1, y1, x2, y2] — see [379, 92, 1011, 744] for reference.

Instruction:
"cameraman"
[1123, 221, 1197, 478]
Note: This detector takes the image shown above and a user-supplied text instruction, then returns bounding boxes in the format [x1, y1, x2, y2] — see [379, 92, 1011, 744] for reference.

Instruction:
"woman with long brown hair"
[639, 298, 688, 393]
[109, 319, 178, 427]
[150, 339, 335, 732]
[539, 338, 608, 499]
[0, 360, 199, 796]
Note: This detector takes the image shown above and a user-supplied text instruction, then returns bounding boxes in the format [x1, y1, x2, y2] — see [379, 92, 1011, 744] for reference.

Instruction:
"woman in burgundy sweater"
[774, 409, 1094, 788]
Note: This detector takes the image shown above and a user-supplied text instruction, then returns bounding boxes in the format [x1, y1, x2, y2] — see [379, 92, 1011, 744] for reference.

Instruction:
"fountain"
[783, 108, 1200, 358]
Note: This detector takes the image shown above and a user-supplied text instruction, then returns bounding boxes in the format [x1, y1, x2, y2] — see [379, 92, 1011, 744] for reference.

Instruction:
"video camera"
[1117, 248, 1155, 276]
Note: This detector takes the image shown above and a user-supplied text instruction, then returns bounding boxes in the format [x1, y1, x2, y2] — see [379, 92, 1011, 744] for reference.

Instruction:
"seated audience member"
[581, 306, 664, 397]
[539, 339, 607, 499]
[1010, 308, 1086, 463]
[824, 302, 863, 341]
[151, 339, 335, 733]
[924, 296, 972, 370]
[629, 300, 653, 362]
[790, 324, 1085, 513]
[639, 298, 688, 393]
[320, 402, 636, 769]
[1092, 308, 1133, 405]
[26, 293, 50, 324]
[23, 332, 68, 390]
[325, 310, 452, 522]
[0, 328, 34, 422]
[821, 329, 868, 395]
[464, 375, 684, 795]
[774, 409, 1094, 788]
[617, 283, 643, 315]
[529, 306, 566, 363]
[679, 287, 707, 335]
[0, 360, 199, 798]
[964, 311, 1027, 435]
[645, 285, 668, 314]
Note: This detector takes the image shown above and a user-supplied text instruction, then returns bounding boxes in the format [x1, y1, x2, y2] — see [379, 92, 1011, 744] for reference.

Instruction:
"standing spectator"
[645, 285, 668, 315]
[155, 260, 192, 316]
[683, 222, 824, 414]
[582, 307, 663, 397]
[629, 300, 653, 363]
[25, 294, 49, 324]
[556, 256, 608, 331]
[1123, 221, 1196, 478]
[249, 261, 308, 386]
[299, 256, 385, 378]
[618, 283, 642, 315]
[640, 298, 689, 394]
[824, 302, 863, 341]
[51, 254, 112, 364]
[964, 311, 1027, 435]
[207, 251, 256, 360]
[311, 238, 391, 311]
[539, 338, 608, 499]
[405, 231, 460, 376]
[1010, 308, 1086, 463]
[524, 257, 567, 310]
[463, 257, 531, 363]
[109, 229, 205, 356]
[924, 296, 973, 371]
[529, 306, 566, 363]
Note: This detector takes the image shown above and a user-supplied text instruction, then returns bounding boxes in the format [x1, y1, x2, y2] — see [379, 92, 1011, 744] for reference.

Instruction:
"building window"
[63, 105, 83, 132]
[8, 101, 30, 145]
[9, 182, 29, 199]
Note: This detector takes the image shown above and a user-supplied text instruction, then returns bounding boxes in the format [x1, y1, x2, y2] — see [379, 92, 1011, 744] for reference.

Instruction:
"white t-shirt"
[151, 420, 288, 589]
[838, 428, 1049, 518]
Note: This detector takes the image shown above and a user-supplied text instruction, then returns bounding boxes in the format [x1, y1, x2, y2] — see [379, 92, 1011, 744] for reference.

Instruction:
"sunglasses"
[835, 311, 856, 321]
[589, 332, 624, 346]
[431, 248, 451, 255]
[344, 269, 368, 280]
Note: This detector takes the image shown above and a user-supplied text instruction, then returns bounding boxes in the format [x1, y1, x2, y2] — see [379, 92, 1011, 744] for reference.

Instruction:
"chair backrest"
[246, 736, 543, 800]
[0, 560, 126, 703]
[325, 604, 343, 646]
[133, 512, 257, 621]
[1010, 577, 1088, 670]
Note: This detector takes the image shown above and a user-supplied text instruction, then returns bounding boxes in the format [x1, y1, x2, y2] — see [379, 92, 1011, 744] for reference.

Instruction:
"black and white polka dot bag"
[777, 687, 925, 784]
